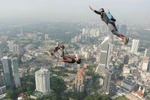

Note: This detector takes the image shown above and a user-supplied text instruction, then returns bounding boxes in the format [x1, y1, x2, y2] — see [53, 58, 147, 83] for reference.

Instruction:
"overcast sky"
[0, 0, 149, 24]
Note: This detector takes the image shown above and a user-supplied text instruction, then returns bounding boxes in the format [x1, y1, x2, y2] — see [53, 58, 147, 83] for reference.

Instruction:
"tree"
[50, 77, 66, 95]
[85, 93, 111, 100]
[6, 89, 18, 99]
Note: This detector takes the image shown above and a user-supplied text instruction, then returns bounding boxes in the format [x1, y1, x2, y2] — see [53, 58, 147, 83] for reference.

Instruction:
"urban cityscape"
[0, 20, 150, 100]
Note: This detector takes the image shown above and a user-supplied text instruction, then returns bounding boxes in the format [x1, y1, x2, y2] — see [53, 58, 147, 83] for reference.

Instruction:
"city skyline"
[0, 0, 149, 24]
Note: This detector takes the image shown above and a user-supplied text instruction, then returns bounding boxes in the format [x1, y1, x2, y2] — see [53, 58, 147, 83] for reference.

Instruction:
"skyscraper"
[103, 70, 116, 95]
[0, 43, 3, 59]
[131, 39, 139, 54]
[124, 55, 129, 64]
[120, 25, 127, 35]
[13, 44, 20, 55]
[141, 57, 149, 71]
[0, 60, 3, 86]
[1, 56, 13, 87]
[7, 41, 14, 52]
[35, 68, 50, 94]
[21, 27, 24, 36]
[144, 49, 150, 57]
[11, 57, 21, 87]
[95, 37, 111, 74]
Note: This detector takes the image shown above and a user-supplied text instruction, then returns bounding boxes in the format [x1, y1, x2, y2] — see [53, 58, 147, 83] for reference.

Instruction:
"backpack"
[106, 12, 116, 21]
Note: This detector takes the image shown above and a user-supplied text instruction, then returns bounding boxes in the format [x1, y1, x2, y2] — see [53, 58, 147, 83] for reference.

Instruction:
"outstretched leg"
[108, 23, 125, 39]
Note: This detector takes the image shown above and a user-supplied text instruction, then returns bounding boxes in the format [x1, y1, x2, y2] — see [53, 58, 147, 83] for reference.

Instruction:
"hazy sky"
[0, 0, 150, 24]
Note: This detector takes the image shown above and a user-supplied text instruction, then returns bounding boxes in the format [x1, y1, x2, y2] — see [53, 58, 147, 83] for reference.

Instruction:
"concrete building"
[122, 75, 136, 91]
[0, 86, 6, 95]
[11, 57, 21, 87]
[0, 43, 3, 59]
[95, 37, 111, 75]
[131, 39, 139, 54]
[35, 68, 50, 94]
[103, 69, 116, 95]
[141, 57, 149, 71]
[74, 69, 85, 92]
[123, 64, 130, 78]
[124, 55, 129, 64]
[13, 44, 20, 55]
[7, 41, 14, 52]
[1, 56, 13, 87]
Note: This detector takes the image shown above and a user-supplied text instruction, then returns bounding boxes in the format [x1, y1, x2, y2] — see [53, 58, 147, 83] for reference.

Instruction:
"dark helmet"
[99, 8, 104, 12]
[76, 58, 81, 64]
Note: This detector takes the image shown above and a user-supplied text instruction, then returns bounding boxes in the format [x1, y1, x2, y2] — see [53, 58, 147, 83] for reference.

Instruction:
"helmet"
[76, 58, 81, 64]
[99, 8, 104, 12]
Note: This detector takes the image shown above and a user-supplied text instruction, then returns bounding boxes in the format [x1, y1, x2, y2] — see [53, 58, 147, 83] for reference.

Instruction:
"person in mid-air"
[89, 6, 129, 44]
[46, 43, 81, 64]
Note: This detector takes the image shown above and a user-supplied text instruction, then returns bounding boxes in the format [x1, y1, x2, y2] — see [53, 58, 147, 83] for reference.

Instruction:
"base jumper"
[89, 6, 129, 44]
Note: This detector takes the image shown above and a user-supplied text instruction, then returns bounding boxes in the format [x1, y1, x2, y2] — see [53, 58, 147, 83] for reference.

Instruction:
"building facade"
[74, 69, 85, 92]
[35, 68, 50, 94]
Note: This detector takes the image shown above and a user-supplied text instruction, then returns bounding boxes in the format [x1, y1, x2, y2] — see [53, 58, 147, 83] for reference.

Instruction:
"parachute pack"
[106, 12, 115, 21]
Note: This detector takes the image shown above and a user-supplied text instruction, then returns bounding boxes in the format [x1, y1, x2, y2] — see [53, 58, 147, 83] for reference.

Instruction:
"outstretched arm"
[89, 5, 94, 11]
[108, 9, 110, 12]
[89, 5, 101, 15]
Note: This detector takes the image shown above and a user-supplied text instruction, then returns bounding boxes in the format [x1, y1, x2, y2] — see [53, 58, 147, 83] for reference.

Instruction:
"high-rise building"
[1, 56, 13, 87]
[11, 57, 21, 87]
[0, 43, 3, 59]
[7, 41, 14, 52]
[144, 49, 150, 57]
[123, 64, 130, 77]
[21, 27, 24, 36]
[103, 70, 116, 95]
[122, 75, 136, 91]
[35, 68, 50, 94]
[95, 37, 111, 74]
[45, 34, 49, 40]
[124, 55, 129, 64]
[13, 44, 20, 55]
[141, 57, 149, 71]
[131, 39, 139, 54]
[120, 25, 127, 35]
[74, 69, 85, 92]
[0, 60, 4, 86]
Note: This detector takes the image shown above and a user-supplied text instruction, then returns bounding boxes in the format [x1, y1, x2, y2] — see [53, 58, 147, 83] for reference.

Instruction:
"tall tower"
[35, 68, 50, 94]
[1, 56, 13, 87]
[11, 57, 21, 87]
[95, 37, 111, 74]
[131, 39, 139, 54]
[124, 55, 129, 64]
[103, 70, 112, 94]
[0, 42, 3, 59]
[7, 41, 14, 52]
[21, 27, 24, 36]
[141, 57, 149, 71]
[13, 44, 20, 55]
[120, 24, 127, 35]
[103, 69, 116, 95]
[0, 60, 4, 86]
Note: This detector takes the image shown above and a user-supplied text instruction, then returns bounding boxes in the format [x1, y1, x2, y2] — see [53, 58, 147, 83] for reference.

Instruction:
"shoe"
[122, 37, 129, 45]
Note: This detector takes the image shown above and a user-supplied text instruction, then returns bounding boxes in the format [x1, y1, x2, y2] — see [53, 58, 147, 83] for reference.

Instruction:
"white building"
[123, 64, 130, 77]
[45, 34, 49, 40]
[141, 57, 149, 71]
[7, 41, 14, 52]
[131, 39, 139, 54]
[35, 68, 50, 94]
